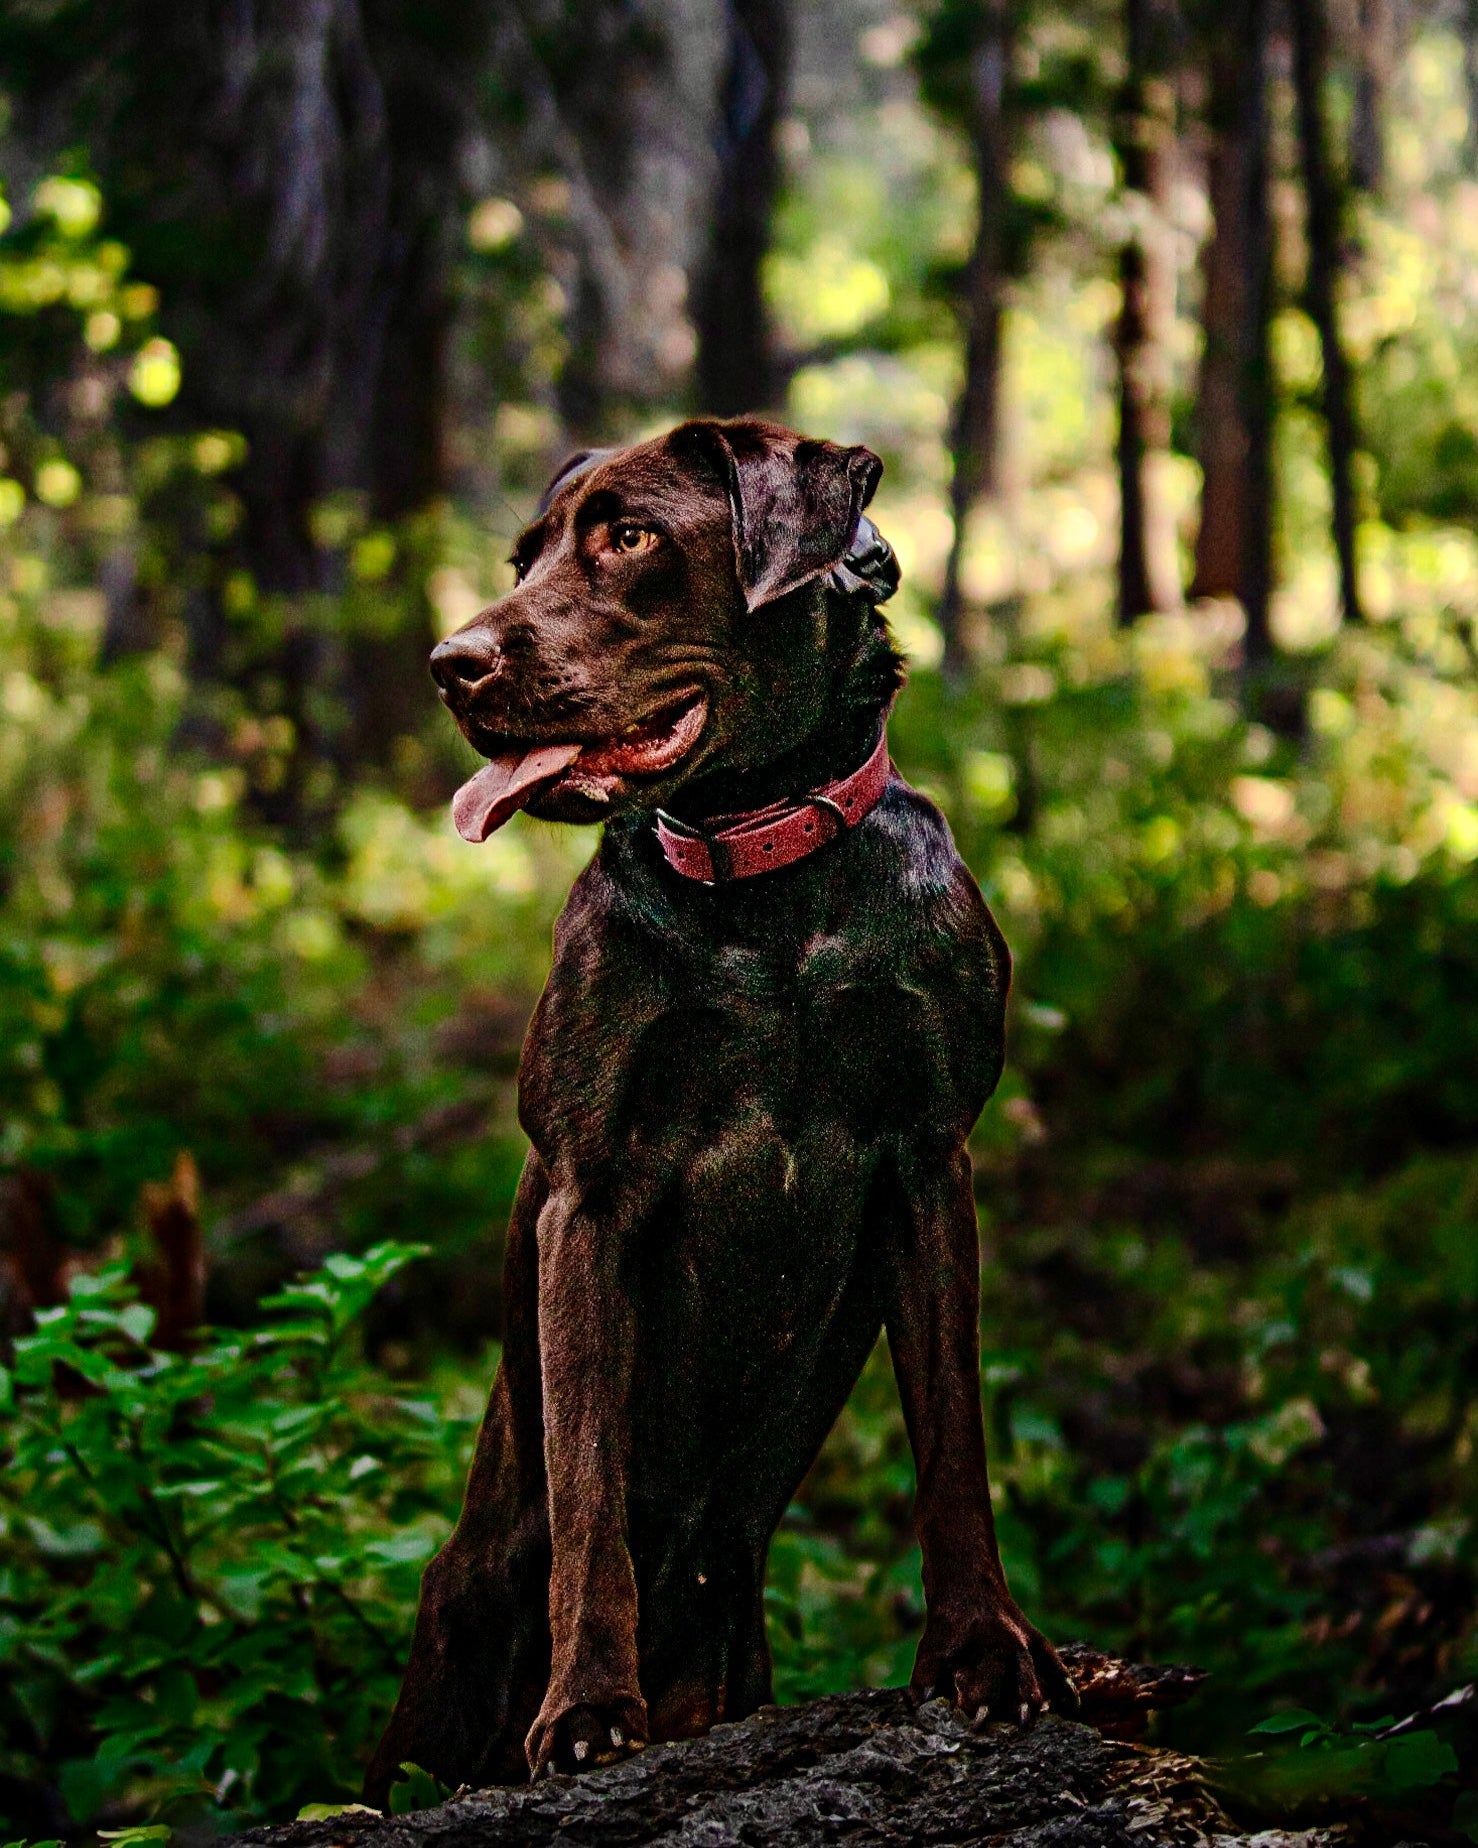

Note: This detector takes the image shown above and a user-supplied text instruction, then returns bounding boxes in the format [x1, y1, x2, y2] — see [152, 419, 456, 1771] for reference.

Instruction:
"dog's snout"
[430, 629, 501, 695]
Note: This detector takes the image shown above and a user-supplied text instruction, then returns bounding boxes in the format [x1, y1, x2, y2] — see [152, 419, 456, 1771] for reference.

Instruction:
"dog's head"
[431, 418, 899, 840]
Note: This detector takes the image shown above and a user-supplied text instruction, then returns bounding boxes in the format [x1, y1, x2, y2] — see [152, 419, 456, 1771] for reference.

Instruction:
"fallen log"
[234, 1652, 1350, 1848]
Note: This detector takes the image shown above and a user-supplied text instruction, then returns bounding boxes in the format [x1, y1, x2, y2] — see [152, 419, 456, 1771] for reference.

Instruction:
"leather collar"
[654, 728, 891, 883]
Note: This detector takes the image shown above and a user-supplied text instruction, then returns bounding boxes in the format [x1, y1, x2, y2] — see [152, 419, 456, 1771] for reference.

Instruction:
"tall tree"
[693, 0, 791, 416]
[1188, 0, 1274, 668]
[3, 1, 488, 583]
[926, 0, 1016, 679]
[1465, 0, 1478, 173]
[508, 0, 721, 440]
[0, 0, 491, 795]
[1236, 0, 1276, 674]
[1348, 0, 1391, 193]
[1290, 0, 1364, 625]
[1113, 0, 1181, 625]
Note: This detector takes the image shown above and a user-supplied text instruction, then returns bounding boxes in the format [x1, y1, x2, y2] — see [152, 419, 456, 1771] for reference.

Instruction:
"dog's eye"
[509, 553, 529, 583]
[609, 522, 658, 556]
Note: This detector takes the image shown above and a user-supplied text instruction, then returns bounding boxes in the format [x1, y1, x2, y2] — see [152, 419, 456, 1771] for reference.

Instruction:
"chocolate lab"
[365, 418, 1074, 1802]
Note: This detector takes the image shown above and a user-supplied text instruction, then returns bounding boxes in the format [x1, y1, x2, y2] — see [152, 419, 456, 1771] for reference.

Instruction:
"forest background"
[1, 0, 1477, 1838]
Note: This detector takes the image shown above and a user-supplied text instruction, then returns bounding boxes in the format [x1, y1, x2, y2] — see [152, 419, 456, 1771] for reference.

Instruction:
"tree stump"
[234, 1648, 1351, 1848]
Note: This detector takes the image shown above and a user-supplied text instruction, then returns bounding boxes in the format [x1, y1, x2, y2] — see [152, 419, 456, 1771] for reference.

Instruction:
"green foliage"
[4, 13, 1478, 1833]
[1233, 1708, 1461, 1817]
[0, 1242, 479, 1830]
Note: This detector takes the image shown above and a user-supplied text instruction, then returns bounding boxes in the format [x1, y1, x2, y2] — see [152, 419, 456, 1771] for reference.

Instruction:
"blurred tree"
[1112, 0, 1181, 624]
[1348, 0, 1391, 193]
[693, 0, 790, 415]
[0, 0, 491, 796]
[1290, 0, 1365, 624]
[507, 0, 719, 440]
[1188, 0, 1275, 667]
[0, 0, 724, 805]
[1466, 0, 1478, 172]
[919, 0, 1019, 678]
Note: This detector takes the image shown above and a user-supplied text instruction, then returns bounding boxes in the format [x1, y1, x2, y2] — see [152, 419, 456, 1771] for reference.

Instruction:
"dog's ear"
[676, 422, 884, 612]
[538, 447, 616, 514]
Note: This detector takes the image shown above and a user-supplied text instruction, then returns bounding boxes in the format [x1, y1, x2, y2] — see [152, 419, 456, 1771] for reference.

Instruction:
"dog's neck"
[659, 596, 903, 824]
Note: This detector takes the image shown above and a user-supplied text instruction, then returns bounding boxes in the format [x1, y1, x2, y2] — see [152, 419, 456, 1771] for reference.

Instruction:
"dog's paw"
[525, 1696, 649, 1780]
[914, 1598, 1079, 1729]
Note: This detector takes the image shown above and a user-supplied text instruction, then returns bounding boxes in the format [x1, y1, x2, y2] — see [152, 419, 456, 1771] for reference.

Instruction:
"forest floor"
[232, 1681, 1359, 1848]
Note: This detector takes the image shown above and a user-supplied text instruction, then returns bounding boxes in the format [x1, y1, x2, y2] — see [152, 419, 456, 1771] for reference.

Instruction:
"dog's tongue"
[452, 742, 583, 842]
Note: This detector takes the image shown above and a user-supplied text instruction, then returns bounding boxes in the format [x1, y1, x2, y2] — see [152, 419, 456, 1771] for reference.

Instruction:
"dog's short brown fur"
[365, 419, 1074, 1800]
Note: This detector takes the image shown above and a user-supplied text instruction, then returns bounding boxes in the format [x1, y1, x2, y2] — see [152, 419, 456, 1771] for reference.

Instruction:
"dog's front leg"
[524, 1178, 647, 1778]
[883, 1145, 1078, 1726]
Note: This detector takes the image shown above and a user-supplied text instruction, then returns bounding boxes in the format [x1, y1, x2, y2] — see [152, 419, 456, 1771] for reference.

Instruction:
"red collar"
[654, 729, 891, 883]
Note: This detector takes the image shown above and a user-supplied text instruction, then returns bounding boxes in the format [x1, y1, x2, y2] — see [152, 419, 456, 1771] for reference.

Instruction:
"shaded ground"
[233, 1663, 1353, 1848]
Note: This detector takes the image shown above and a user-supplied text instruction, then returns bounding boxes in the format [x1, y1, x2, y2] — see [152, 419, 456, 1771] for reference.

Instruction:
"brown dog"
[364, 418, 1075, 1801]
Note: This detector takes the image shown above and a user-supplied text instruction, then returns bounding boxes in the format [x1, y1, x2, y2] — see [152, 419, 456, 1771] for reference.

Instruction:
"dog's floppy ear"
[677, 421, 884, 612]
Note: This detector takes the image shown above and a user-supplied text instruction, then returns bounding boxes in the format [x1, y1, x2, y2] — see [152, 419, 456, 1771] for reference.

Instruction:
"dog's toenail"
[1019, 1703, 1031, 1725]
[573, 1740, 589, 1762]
[1041, 1700, 1051, 1714]
[610, 1726, 624, 1747]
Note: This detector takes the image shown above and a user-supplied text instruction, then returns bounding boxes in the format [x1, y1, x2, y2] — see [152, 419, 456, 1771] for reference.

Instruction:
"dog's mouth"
[451, 690, 708, 842]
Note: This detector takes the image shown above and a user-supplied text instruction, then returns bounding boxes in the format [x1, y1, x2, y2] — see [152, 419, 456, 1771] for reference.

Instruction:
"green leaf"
[389, 1763, 446, 1816]
[1248, 1708, 1326, 1737]
[23, 1516, 105, 1558]
[1381, 1730, 1459, 1792]
[118, 1302, 157, 1345]
[361, 1532, 435, 1563]
[296, 1804, 381, 1821]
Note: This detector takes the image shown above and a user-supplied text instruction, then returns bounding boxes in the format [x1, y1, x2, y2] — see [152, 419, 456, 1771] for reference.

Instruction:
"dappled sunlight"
[2, 4, 1478, 1834]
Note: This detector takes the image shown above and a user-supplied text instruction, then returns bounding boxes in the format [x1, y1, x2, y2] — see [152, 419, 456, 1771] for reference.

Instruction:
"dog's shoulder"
[866, 776, 1008, 964]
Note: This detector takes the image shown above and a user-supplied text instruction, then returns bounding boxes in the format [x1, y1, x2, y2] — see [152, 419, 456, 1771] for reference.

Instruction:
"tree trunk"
[1113, 0, 1181, 626]
[938, 1, 1014, 681]
[1466, 0, 1478, 174]
[232, 1655, 1334, 1848]
[693, 0, 791, 417]
[1190, 0, 1274, 670]
[1290, 0, 1364, 626]
[1348, 0, 1390, 193]
[1, 0, 486, 799]
[1237, 0, 1276, 671]
[1189, 60, 1249, 604]
[511, 0, 721, 442]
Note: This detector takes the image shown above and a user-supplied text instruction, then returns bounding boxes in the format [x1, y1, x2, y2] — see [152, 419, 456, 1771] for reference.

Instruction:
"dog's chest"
[623, 926, 948, 1142]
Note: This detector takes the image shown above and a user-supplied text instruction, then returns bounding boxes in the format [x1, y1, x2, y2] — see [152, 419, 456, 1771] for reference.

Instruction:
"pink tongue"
[452, 742, 583, 842]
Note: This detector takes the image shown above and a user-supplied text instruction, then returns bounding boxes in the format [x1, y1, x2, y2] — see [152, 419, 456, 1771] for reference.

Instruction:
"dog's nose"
[430, 629, 500, 694]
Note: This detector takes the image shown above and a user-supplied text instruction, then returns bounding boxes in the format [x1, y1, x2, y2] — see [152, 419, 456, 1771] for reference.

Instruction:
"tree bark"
[693, 0, 791, 417]
[230, 1656, 1367, 1847]
[1466, 0, 1478, 174]
[938, 1, 1014, 681]
[0, 0, 487, 796]
[1189, 0, 1275, 669]
[1290, 0, 1364, 626]
[1189, 53, 1248, 604]
[508, 0, 721, 442]
[1113, 0, 1181, 625]
[1348, 0, 1390, 194]
[1237, 0, 1276, 672]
